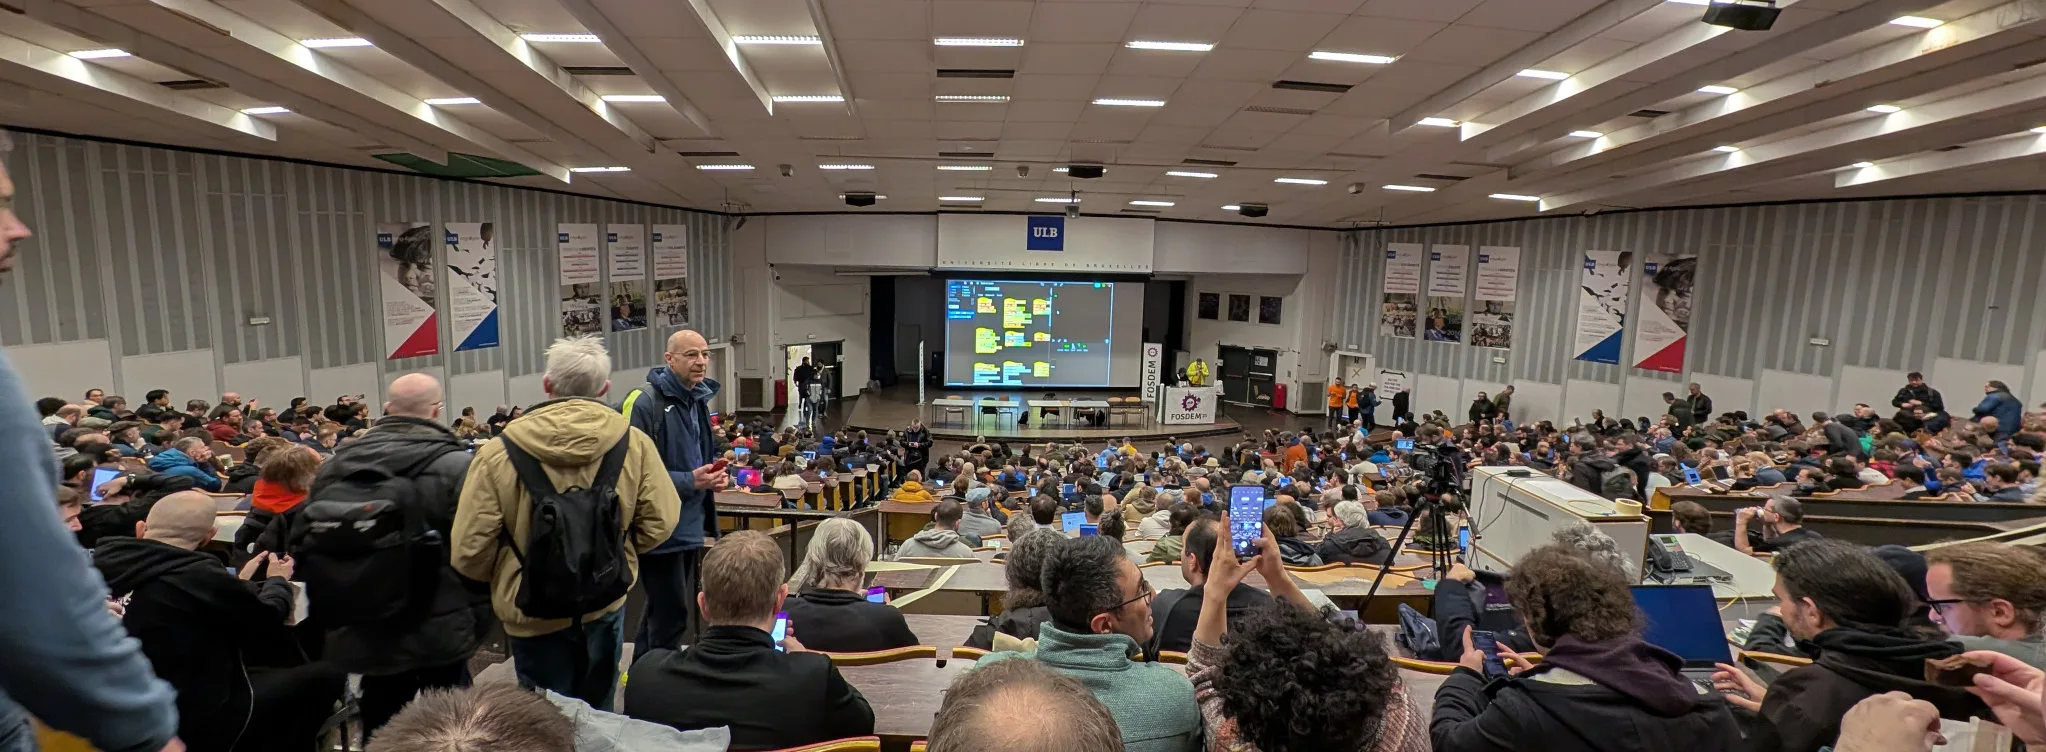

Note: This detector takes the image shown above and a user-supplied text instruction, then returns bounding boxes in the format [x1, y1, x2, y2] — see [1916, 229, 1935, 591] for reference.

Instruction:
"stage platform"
[842, 386, 1243, 442]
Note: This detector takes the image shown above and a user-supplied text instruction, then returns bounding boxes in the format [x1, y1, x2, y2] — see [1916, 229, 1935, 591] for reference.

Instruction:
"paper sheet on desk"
[1936, 718, 2015, 751]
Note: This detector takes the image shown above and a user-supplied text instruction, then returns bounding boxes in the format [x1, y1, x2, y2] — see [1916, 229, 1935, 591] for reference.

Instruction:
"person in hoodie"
[781, 518, 919, 653]
[893, 499, 978, 559]
[966, 528, 1064, 651]
[1613, 438, 1655, 502]
[1566, 443, 1620, 499]
[1925, 542, 2046, 670]
[95, 492, 345, 752]
[622, 329, 727, 652]
[958, 487, 1004, 541]
[1318, 501, 1395, 565]
[1710, 539, 1990, 752]
[1145, 502, 1200, 564]
[888, 472, 935, 501]
[149, 436, 225, 491]
[232, 443, 318, 562]
[1432, 543, 1743, 752]
[1973, 381, 2024, 439]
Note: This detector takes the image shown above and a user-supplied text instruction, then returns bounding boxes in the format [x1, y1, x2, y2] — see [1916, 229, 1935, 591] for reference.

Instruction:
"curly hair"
[1002, 528, 1064, 611]
[1507, 544, 1640, 646]
[1215, 600, 1400, 752]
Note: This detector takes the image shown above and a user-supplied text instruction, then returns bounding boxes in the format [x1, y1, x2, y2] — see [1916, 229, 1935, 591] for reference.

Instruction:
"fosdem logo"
[1181, 394, 1201, 411]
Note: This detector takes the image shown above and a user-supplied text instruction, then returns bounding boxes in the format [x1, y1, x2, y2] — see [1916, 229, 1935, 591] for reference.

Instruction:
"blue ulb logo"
[1027, 216, 1064, 251]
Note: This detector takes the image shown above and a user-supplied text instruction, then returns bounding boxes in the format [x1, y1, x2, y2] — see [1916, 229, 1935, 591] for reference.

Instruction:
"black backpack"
[290, 445, 459, 626]
[498, 435, 633, 620]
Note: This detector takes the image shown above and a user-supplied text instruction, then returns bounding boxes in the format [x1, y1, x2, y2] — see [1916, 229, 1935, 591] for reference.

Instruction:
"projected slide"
[945, 280, 1115, 387]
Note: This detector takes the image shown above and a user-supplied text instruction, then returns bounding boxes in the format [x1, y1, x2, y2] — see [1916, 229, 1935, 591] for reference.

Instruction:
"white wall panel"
[449, 370, 508, 420]
[1932, 357, 2025, 414]
[1759, 370, 1834, 421]
[761, 215, 937, 268]
[1564, 379, 1621, 426]
[221, 357, 305, 412]
[507, 374, 547, 410]
[1837, 365, 1909, 416]
[937, 214, 1154, 272]
[1622, 377, 1672, 426]
[309, 364, 378, 409]
[1509, 381, 1563, 425]
[11, 340, 114, 403]
[1154, 223, 1315, 275]
[1417, 374, 1462, 421]
[123, 350, 219, 411]
[1690, 373, 1756, 420]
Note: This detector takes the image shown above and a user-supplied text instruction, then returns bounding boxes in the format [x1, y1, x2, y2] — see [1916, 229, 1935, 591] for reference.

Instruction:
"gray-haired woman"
[781, 517, 920, 653]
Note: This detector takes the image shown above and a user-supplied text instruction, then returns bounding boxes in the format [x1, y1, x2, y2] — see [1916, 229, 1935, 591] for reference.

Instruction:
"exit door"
[1217, 345, 1278, 407]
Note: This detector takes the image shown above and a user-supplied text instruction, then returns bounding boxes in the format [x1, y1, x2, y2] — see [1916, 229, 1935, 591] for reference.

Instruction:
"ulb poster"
[1424, 244, 1469, 343]
[607, 224, 648, 332]
[445, 222, 499, 351]
[377, 222, 439, 359]
[1573, 250, 1634, 364]
[1472, 246, 1520, 350]
[1631, 255, 1696, 373]
[651, 224, 690, 328]
[559, 223, 602, 338]
[1380, 243, 1423, 338]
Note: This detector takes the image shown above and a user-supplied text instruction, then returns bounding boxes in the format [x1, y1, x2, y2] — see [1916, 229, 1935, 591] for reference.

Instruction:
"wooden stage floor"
[841, 385, 1244, 441]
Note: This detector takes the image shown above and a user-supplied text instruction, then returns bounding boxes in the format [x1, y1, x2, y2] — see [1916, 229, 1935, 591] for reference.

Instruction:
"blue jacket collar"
[648, 366, 720, 404]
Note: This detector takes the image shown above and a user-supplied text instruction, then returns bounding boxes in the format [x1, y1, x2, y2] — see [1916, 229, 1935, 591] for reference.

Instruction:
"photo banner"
[1472, 246, 1520, 350]
[1380, 242, 1423, 339]
[606, 225, 647, 332]
[1573, 250, 1634, 364]
[445, 222, 499, 352]
[651, 224, 690, 328]
[377, 222, 439, 359]
[1631, 254, 1696, 373]
[559, 223, 602, 338]
[1424, 244, 1469, 343]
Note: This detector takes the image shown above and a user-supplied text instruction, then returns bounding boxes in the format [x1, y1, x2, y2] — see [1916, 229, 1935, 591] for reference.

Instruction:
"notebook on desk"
[1632, 584, 1734, 691]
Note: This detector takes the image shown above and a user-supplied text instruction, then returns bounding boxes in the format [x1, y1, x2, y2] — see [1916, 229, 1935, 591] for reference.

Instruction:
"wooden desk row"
[1652, 484, 2046, 547]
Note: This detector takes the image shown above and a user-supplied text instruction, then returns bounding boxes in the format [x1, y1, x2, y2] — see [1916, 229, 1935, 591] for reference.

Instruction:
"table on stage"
[926, 397, 1021, 430]
[1025, 399, 1111, 428]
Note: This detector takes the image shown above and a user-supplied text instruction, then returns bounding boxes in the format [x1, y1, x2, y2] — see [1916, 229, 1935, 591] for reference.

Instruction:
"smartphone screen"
[1470, 630, 1508, 677]
[1458, 527, 1472, 553]
[771, 613, 789, 652]
[1228, 485, 1266, 558]
[864, 587, 887, 604]
[90, 467, 122, 502]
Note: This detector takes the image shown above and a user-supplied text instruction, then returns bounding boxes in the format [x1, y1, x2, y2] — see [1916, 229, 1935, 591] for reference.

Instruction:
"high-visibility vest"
[1187, 360, 1209, 385]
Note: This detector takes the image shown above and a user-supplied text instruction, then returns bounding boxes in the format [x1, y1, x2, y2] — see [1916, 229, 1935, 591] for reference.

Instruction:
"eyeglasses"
[1925, 597, 1970, 611]
[1107, 580, 1156, 613]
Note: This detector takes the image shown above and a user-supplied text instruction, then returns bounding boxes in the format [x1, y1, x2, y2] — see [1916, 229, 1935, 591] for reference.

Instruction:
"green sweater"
[977, 623, 1201, 752]
[1146, 535, 1185, 564]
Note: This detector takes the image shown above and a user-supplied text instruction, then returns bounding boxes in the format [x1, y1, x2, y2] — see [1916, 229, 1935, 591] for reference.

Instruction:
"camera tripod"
[1361, 494, 1457, 608]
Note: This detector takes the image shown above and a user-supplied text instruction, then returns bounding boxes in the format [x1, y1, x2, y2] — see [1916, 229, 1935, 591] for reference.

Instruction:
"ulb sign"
[1026, 215, 1065, 251]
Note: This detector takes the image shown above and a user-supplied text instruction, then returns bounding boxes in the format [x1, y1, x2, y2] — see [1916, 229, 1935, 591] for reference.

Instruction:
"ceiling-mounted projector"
[1702, 0, 1779, 30]
[1236, 203, 1269, 218]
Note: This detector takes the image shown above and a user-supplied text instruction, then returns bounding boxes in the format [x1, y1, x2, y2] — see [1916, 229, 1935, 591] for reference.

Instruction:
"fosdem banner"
[1472, 246, 1520, 350]
[559, 224, 602, 338]
[607, 225, 648, 332]
[1424, 244, 1469, 343]
[445, 222, 499, 351]
[1631, 254, 1696, 373]
[1573, 250, 1634, 364]
[1380, 242, 1423, 339]
[651, 224, 690, 328]
[377, 222, 439, 359]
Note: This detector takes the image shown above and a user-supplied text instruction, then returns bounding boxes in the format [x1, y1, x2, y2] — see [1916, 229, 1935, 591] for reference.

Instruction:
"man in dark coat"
[1685, 382, 1713, 426]
[903, 418, 932, 476]
[625, 330, 728, 651]
[1891, 372, 1944, 417]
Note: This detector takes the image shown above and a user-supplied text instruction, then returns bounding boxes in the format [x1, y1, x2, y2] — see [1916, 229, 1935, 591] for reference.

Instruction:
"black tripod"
[1361, 494, 1456, 608]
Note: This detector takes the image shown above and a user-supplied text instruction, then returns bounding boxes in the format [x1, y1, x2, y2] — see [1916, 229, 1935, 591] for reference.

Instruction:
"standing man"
[792, 357, 820, 424]
[1358, 383, 1378, 429]
[1325, 378, 1346, 429]
[1492, 385, 1514, 424]
[624, 329, 728, 651]
[0, 129, 183, 752]
[1974, 381, 2023, 440]
[1892, 372, 1944, 417]
[903, 417, 932, 477]
[1390, 386, 1410, 425]
[1686, 382, 1713, 427]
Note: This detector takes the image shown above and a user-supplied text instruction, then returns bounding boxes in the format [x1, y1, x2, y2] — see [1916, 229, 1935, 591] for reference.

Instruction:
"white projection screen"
[943, 279, 1143, 388]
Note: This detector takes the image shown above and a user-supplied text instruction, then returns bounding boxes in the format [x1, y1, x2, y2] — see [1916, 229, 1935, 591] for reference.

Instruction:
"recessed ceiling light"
[1569, 130, 1603, 138]
[773, 95, 844, 103]
[1129, 200, 1176, 207]
[818, 164, 874, 170]
[1712, 145, 1741, 153]
[425, 97, 481, 106]
[1274, 177, 1327, 185]
[1220, 204, 1242, 211]
[935, 95, 1009, 102]
[601, 94, 666, 103]
[937, 165, 993, 171]
[696, 164, 755, 171]
[1309, 50, 1396, 64]
[1698, 85, 1738, 95]
[240, 106, 291, 115]
[1517, 69, 1569, 80]
[1034, 197, 1079, 203]
[1866, 104, 1901, 113]
[934, 37, 1024, 47]
[300, 37, 372, 48]
[1416, 117, 1460, 127]
[1093, 98, 1165, 107]
[1489, 193, 1540, 202]
[569, 166, 631, 173]
[1126, 41, 1213, 52]
[519, 33, 601, 43]
[732, 35, 822, 45]
[1890, 15, 1943, 27]
[1849, 161, 1874, 169]
[939, 196, 985, 202]
[1165, 170, 1217, 178]
[68, 49, 130, 59]
[1383, 184, 1434, 192]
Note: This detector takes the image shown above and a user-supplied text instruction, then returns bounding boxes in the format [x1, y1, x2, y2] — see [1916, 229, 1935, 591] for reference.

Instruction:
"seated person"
[975, 535, 1201, 752]
[1432, 544, 1743, 751]
[1187, 519, 1428, 752]
[1896, 464, 1938, 499]
[1733, 496, 1823, 555]
[1149, 519, 1274, 660]
[1925, 542, 2046, 669]
[1030, 495, 1060, 529]
[1365, 490, 1409, 527]
[894, 499, 978, 559]
[926, 657, 1125, 752]
[1712, 540, 1990, 752]
[1426, 523, 1638, 662]
[367, 683, 575, 752]
[1145, 503, 1201, 564]
[966, 528, 1064, 651]
[625, 531, 875, 750]
[782, 518, 919, 653]
[1977, 462, 2029, 502]
[1267, 504, 1322, 567]
[958, 487, 1004, 541]
[93, 492, 343, 752]
[1138, 490, 1183, 538]
[1317, 501, 1394, 565]
[146, 436, 224, 492]
[890, 470, 936, 501]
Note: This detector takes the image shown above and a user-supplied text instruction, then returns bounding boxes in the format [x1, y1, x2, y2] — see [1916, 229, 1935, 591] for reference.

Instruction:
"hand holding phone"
[1463, 628, 1510, 677]
[771, 612, 790, 652]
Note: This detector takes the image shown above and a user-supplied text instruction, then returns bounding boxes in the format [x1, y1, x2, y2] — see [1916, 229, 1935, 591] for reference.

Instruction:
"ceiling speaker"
[1702, 1, 1779, 30]
[1237, 203, 1269, 218]
[843, 192, 877, 207]
[1065, 164, 1106, 179]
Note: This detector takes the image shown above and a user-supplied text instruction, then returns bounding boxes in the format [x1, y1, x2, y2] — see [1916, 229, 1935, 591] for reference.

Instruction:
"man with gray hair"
[622, 328, 727, 652]
[959, 487, 1004, 541]
[0, 130, 181, 752]
[1315, 500, 1394, 565]
[453, 336, 681, 709]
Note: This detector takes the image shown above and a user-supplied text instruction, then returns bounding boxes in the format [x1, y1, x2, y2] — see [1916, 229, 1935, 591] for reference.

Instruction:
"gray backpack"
[1600, 466, 1637, 500]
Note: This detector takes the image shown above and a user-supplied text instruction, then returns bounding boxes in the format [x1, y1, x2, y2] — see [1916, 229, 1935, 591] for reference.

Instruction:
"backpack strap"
[591, 435, 631, 492]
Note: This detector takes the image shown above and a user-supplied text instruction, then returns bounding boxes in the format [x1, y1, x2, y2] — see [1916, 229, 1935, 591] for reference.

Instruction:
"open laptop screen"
[1631, 584, 1733, 666]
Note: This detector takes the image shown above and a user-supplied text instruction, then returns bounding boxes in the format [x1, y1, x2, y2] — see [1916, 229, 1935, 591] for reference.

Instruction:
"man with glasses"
[624, 329, 729, 651]
[1926, 542, 2046, 669]
[975, 535, 1200, 752]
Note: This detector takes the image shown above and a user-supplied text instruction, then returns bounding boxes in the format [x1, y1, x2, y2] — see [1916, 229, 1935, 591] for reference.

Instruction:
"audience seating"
[1155, 650, 1189, 665]
[760, 736, 883, 752]
[821, 646, 939, 666]
[949, 646, 990, 662]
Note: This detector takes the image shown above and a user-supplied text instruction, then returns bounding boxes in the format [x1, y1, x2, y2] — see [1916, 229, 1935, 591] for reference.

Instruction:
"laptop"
[1632, 584, 1734, 691]
[1061, 511, 1088, 532]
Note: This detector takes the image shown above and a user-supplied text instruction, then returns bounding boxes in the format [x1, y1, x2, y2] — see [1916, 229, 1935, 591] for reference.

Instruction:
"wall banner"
[1380, 242, 1423, 339]
[377, 222, 439, 359]
[607, 225, 648, 332]
[1472, 245, 1520, 350]
[1573, 250, 1634, 364]
[1424, 244, 1469, 343]
[445, 222, 499, 351]
[559, 223, 602, 338]
[1631, 254, 1696, 373]
[1141, 342, 1163, 404]
[651, 224, 690, 328]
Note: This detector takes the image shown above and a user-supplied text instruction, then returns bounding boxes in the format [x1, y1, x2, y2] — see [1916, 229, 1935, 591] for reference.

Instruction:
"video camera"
[1405, 439, 1467, 502]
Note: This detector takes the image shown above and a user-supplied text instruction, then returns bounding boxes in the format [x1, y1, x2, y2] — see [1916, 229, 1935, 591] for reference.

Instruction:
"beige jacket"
[451, 398, 680, 638]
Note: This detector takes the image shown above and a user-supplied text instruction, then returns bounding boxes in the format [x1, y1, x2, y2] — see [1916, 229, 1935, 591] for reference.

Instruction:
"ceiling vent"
[672, 150, 743, 158]
[1181, 158, 1236, 167]
[1121, 207, 1163, 214]
[937, 150, 988, 158]
[1243, 105, 1317, 116]
[563, 66, 635, 76]
[1271, 80, 1352, 94]
[373, 152, 540, 178]
[1935, 144, 1966, 152]
[1629, 108, 1670, 118]
[1196, 144, 1261, 152]
[936, 69, 1016, 79]
[159, 79, 225, 90]
[1413, 173, 1470, 182]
